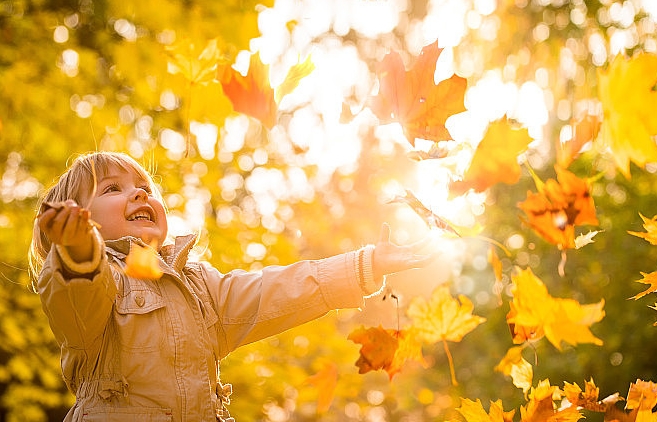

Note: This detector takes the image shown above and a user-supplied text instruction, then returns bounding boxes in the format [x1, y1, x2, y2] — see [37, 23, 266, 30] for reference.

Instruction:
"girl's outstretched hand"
[372, 223, 440, 281]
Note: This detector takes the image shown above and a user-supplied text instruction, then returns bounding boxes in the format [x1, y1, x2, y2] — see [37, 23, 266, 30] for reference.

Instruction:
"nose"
[132, 187, 149, 201]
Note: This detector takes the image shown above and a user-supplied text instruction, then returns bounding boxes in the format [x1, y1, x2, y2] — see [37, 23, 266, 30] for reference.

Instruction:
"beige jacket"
[38, 231, 377, 421]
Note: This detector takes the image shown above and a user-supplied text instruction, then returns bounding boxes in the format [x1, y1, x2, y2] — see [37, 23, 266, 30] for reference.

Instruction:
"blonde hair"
[28, 151, 162, 286]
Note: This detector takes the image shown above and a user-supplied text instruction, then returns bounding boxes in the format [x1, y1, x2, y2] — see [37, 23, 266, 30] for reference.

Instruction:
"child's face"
[84, 165, 168, 248]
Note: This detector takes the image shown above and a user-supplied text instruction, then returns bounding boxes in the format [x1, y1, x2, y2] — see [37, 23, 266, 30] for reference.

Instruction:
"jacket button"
[135, 295, 145, 307]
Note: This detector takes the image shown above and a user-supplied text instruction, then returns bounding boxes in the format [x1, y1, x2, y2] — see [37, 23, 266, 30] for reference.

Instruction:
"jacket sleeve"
[37, 228, 117, 349]
[202, 250, 369, 358]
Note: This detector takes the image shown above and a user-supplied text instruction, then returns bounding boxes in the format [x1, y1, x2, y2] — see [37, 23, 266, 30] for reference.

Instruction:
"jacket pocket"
[115, 287, 167, 352]
[82, 406, 173, 421]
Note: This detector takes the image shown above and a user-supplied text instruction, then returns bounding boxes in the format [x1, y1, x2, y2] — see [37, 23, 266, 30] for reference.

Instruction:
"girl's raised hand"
[372, 223, 439, 281]
[37, 200, 95, 262]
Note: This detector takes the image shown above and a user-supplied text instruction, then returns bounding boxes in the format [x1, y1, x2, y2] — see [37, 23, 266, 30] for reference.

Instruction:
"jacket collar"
[105, 234, 197, 274]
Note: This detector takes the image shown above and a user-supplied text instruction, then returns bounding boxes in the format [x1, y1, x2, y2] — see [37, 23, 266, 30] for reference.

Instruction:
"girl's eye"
[102, 183, 120, 194]
[139, 185, 152, 194]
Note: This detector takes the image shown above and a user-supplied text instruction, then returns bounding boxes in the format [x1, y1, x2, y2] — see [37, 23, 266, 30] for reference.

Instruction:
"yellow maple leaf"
[457, 398, 516, 422]
[630, 272, 657, 300]
[274, 55, 315, 103]
[629, 213, 657, 245]
[495, 346, 533, 395]
[627, 379, 657, 412]
[598, 53, 657, 178]
[166, 37, 226, 85]
[125, 241, 163, 280]
[407, 285, 486, 385]
[451, 117, 533, 194]
[508, 268, 604, 351]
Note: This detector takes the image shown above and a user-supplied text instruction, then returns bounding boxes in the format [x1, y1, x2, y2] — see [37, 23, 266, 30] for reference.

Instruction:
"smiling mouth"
[127, 210, 154, 222]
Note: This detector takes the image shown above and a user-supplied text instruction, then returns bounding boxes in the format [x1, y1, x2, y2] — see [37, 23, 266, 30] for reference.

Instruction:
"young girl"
[29, 151, 437, 422]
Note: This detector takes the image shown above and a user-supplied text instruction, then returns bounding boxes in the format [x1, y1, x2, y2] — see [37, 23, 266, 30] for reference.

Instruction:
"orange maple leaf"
[305, 361, 338, 413]
[508, 267, 604, 351]
[451, 117, 533, 194]
[347, 326, 422, 380]
[598, 53, 657, 178]
[520, 380, 582, 422]
[518, 167, 598, 249]
[556, 113, 601, 169]
[125, 241, 163, 280]
[370, 40, 467, 146]
[456, 398, 516, 422]
[218, 53, 314, 128]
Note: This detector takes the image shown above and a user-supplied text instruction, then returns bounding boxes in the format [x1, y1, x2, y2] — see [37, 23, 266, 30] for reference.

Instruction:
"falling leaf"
[495, 346, 533, 395]
[557, 113, 600, 169]
[518, 167, 598, 250]
[218, 52, 314, 128]
[305, 361, 338, 413]
[508, 267, 604, 351]
[407, 285, 485, 385]
[347, 326, 422, 380]
[166, 38, 225, 85]
[626, 379, 657, 412]
[628, 213, 657, 245]
[456, 398, 516, 422]
[575, 230, 601, 249]
[630, 272, 657, 300]
[388, 189, 460, 236]
[520, 379, 582, 422]
[451, 117, 533, 194]
[274, 55, 314, 103]
[598, 53, 657, 178]
[125, 241, 163, 280]
[369, 40, 467, 146]
[563, 379, 608, 413]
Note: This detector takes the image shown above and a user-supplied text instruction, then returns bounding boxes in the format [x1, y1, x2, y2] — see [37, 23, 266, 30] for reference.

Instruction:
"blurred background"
[2, 0, 657, 420]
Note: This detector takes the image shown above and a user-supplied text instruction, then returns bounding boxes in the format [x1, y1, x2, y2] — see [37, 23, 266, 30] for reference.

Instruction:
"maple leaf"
[508, 267, 605, 351]
[407, 285, 486, 385]
[563, 379, 608, 413]
[217, 52, 314, 128]
[518, 167, 598, 250]
[520, 380, 582, 422]
[125, 241, 163, 280]
[495, 346, 533, 395]
[575, 230, 601, 249]
[626, 379, 657, 412]
[370, 40, 467, 146]
[630, 272, 657, 300]
[451, 117, 533, 194]
[598, 53, 657, 178]
[305, 361, 338, 413]
[388, 189, 460, 236]
[556, 113, 601, 169]
[628, 213, 657, 245]
[166, 38, 226, 85]
[347, 326, 422, 380]
[456, 398, 516, 422]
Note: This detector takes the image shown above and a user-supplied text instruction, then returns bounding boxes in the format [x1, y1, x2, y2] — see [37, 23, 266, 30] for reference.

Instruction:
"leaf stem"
[442, 339, 458, 386]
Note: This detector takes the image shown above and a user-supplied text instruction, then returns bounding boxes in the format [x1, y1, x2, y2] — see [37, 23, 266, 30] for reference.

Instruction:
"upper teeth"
[128, 211, 151, 221]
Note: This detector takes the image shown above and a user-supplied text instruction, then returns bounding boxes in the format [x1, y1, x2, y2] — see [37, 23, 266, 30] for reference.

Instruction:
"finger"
[379, 223, 391, 243]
